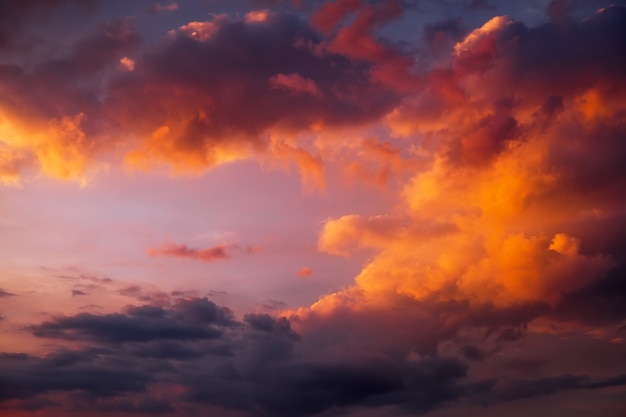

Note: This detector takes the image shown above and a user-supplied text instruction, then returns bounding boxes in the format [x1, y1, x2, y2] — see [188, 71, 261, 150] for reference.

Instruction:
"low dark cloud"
[3, 294, 626, 416]
[0, 288, 16, 297]
[29, 298, 235, 343]
[490, 373, 626, 403]
[0, 351, 151, 402]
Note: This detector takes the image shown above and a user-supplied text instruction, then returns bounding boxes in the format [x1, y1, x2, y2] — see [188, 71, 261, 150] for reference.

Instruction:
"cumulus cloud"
[309, 5, 626, 320]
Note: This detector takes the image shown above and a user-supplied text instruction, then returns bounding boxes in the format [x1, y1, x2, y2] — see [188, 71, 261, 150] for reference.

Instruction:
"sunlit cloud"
[1, 1, 625, 416]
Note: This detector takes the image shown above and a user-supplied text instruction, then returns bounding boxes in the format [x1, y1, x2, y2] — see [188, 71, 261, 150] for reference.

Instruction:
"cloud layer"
[1, 1, 626, 416]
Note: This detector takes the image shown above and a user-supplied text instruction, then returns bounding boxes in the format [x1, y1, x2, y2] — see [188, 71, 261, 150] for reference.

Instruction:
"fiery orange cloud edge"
[1, 2, 625, 334]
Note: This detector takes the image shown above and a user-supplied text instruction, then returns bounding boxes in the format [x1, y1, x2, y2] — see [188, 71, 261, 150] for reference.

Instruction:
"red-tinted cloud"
[297, 267, 313, 277]
[148, 243, 230, 262]
[310, 0, 362, 34]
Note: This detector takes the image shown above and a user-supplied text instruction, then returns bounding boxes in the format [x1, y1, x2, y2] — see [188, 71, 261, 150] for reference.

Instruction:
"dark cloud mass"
[107, 10, 401, 171]
[30, 298, 234, 343]
[1, 295, 625, 416]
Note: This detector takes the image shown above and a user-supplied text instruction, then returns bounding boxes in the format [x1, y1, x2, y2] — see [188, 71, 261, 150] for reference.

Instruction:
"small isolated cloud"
[151, 2, 179, 13]
[297, 267, 313, 277]
[0, 288, 16, 297]
[148, 243, 230, 262]
[119, 56, 135, 71]
[71, 290, 88, 297]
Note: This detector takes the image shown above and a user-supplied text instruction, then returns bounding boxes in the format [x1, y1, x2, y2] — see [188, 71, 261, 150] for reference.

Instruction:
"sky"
[1, 0, 626, 416]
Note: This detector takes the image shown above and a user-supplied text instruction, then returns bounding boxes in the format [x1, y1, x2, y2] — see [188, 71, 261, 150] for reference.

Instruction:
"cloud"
[297, 267, 313, 277]
[148, 243, 231, 262]
[0, 352, 152, 402]
[0, 289, 16, 297]
[150, 2, 179, 13]
[0, 0, 100, 49]
[112, 11, 400, 175]
[489, 373, 626, 403]
[2, 293, 625, 416]
[0, 18, 140, 183]
[269, 73, 322, 97]
[318, 214, 408, 256]
[307, 5, 626, 320]
[1, 3, 626, 416]
[29, 298, 235, 343]
[310, 0, 362, 34]
[1, 9, 402, 183]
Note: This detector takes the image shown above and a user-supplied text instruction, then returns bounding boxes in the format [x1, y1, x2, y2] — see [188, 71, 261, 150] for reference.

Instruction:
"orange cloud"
[297, 267, 313, 277]
[245, 10, 270, 24]
[303, 7, 626, 319]
[119, 56, 135, 71]
[319, 214, 407, 256]
[0, 111, 98, 184]
[340, 138, 423, 189]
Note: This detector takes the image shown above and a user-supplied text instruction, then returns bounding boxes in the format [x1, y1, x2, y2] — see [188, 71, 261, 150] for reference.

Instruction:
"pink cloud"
[268, 73, 322, 97]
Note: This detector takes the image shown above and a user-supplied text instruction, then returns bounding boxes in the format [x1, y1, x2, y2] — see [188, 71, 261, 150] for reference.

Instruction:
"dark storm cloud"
[461, 345, 486, 362]
[97, 397, 175, 414]
[244, 313, 300, 339]
[490, 373, 626, 403]
[30, 311, 221, 342]
[129, 341, 209, 360]
[2, 298, 472, 415]
[29, 298, 235, 343]
[3, 295, 626, 416]
[0, 351, 151, 401]
[180, 353, 469, 416]
[0, 0, 100, 49]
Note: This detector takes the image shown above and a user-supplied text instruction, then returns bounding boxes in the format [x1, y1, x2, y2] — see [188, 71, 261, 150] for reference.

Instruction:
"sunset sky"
[1, 0, 626, 416]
